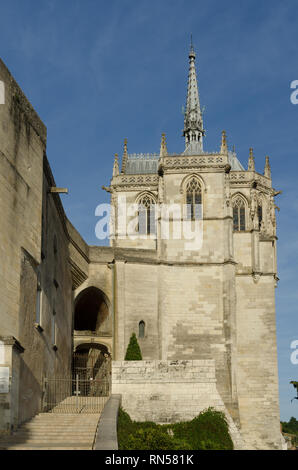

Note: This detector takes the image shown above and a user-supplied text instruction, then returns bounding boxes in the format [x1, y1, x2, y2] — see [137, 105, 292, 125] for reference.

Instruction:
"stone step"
[15, 429, 97, 434]
[21, 419, 99, 422]
[7, 430, 96, 434]
[25, 423, 99, 426]
[1, 437, 94, 442]
[17, 429, 97, 433]
[17, 430, 97, 434]
[6, 435, 96, 440]
[26, 417, 99, 427]
[19, 424, 98, 428]
[23, 419, 98, 422]
[0, 407, 104, 450]
[33, 413, 100, 416]
[31, 416, 100, 420]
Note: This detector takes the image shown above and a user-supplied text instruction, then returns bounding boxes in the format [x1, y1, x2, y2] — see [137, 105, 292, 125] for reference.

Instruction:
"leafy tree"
[281, 417, 298, 435]
[124, 332, 142, 360]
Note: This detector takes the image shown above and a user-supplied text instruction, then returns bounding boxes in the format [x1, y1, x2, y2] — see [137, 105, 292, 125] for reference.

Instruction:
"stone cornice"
[112, 174, 158, 189]
[235, 271, 276, 277]
[163, 154, 228, 171]
[230, 171, 272, 190]
[114, 184, 158, 192]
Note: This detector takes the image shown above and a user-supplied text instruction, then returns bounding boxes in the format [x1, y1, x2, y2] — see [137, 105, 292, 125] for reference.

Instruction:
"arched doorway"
[73, 343, 111, 397]
[74, 287, 111, 335]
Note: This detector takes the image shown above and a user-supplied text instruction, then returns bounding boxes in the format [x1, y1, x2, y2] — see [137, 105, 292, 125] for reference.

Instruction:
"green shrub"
[118, 407, 159, 450]
[125, 428, 192, 450]
[124, 332, 142, 360]
[171, 407, 233, 450]
[117, 406, 233, 450]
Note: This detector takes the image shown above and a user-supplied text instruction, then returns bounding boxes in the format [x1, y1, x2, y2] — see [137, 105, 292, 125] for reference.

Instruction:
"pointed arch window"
[233, 197, 246, 231]
[186, 177, 202, 220]
[137, 194, 156, 235]
[139, 321, 145, 338]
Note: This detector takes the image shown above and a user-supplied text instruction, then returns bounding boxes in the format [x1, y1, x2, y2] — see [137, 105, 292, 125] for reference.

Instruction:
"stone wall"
[0, 59, 46, 339]
[0, 59, 89, 431]
[16, 159, 75, 425]
[0, 59, 45, 431]
[112, 359, 244, 449]
[236, 275, 282, 450]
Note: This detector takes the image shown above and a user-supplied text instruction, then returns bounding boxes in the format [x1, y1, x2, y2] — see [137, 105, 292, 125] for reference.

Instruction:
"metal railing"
[42, 376, 109, 414]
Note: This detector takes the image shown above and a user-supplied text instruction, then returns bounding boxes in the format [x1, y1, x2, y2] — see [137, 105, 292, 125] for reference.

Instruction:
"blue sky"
[1, 0, 297, 420]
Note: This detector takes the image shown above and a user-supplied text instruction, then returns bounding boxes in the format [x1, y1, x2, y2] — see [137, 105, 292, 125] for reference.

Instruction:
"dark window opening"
[258, 205, 262, 230]
[139, 321, 145, 338]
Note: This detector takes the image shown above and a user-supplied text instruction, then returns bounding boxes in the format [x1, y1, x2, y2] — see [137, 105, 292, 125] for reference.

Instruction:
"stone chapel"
[0, 44, 282, 449]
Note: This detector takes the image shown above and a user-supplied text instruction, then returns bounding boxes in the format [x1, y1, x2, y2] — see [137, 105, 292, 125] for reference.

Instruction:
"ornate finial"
[220, 130, 228, 154]
[121, 139, 128, 174]
[113, 153, 119, 177]
[160, 133, 168, 157]
[248, 148, 255, 171]
[264, 156, 271, 179]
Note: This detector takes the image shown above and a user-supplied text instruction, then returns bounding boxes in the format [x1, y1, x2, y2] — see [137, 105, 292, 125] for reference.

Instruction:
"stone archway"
[73, 343, 111, 396]
[73, 287, 112, 396]
[74, 287, 111, 335]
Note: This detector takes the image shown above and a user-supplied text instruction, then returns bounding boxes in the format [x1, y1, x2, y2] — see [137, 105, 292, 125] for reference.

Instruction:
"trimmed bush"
[124, 332, 142, 360]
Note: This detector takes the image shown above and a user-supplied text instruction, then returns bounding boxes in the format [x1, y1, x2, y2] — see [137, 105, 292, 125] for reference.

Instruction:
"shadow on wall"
[18, 358, 42, 427]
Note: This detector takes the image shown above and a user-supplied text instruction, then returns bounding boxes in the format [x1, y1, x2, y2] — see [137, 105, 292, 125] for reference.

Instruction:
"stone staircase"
[0, 413, 101, 450]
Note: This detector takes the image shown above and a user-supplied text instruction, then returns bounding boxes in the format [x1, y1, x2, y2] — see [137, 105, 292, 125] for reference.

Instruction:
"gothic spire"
[183, 38, 204, 155]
